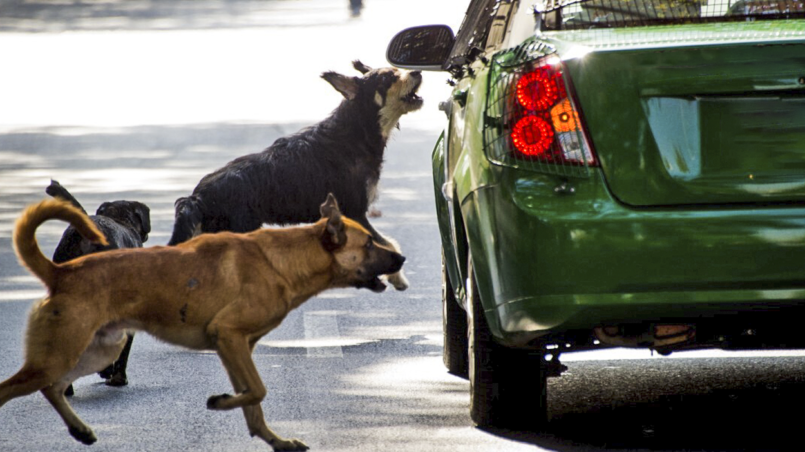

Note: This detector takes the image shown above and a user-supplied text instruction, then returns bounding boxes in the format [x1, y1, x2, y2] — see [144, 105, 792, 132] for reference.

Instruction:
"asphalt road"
[2, 1, 805, 451]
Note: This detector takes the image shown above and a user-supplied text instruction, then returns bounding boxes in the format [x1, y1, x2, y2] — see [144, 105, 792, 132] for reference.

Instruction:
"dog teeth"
[403, 92, 422, 103]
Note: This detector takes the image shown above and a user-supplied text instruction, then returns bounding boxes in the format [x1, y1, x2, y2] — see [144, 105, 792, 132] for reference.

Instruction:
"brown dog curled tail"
[13, 198, 107, 289]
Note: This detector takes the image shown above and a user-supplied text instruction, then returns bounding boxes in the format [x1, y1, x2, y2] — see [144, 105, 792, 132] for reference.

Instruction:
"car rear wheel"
[468, 264, 548, 429]
[442, 252, 469, 378]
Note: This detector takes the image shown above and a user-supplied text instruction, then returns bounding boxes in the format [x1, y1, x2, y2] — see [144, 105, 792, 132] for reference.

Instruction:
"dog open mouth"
[358, 276, 387, 293]
[402, 78, 423, 107]
[356, 256, 405, 293]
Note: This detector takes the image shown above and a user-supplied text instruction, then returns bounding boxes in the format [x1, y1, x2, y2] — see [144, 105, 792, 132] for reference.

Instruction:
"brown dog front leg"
[208, 329, 309, 451]
[243, 404, 310, 451]
[206, 393, 233, 409]
[208, 335, 267, 410]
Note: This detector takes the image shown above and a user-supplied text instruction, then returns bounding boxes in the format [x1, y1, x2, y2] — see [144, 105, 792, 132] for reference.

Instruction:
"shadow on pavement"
[484, 357, 805, 451]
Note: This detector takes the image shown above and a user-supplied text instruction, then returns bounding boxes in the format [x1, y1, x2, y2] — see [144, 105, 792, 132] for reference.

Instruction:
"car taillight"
[508, 56, 596, 166]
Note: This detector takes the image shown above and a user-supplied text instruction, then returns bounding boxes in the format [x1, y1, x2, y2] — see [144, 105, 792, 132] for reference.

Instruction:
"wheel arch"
[461, 188, 506, 341]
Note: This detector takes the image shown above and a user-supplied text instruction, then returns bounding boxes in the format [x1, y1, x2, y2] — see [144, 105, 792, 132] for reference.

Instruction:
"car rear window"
[539, 0, 805, 30]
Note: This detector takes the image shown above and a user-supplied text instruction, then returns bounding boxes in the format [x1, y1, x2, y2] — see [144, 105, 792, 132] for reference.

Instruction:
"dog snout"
[391, 253, 406, 272]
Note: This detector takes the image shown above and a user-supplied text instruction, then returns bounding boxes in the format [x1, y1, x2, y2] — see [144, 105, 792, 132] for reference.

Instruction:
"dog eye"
[365, 239, 374, 250]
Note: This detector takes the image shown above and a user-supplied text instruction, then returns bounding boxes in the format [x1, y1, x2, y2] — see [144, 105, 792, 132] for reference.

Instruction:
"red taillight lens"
[515, 68, 562, 111]
[511, 115, 554, 157]
[509, 58, 595, 166]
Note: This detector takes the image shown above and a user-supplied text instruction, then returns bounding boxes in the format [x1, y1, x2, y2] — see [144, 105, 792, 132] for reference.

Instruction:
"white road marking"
[0, 290, 45, 302]
[303, 311, 343, 358]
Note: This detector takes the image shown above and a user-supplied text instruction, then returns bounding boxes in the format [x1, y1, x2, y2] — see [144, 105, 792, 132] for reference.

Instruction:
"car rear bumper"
[461, 168, 805, 344]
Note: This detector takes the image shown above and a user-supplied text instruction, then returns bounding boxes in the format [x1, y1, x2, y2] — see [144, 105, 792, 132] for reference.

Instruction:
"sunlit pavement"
[0, 0, 461, 128]
[3, 1, 805, 451]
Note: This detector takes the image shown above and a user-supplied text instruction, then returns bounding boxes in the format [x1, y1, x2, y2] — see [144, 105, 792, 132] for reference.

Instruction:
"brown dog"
[1, 194, 404, 451]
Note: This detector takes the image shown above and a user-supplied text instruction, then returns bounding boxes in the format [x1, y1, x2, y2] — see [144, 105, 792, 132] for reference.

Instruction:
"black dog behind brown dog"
[167, 60, 422, 291]
[46, 180, 151, 393]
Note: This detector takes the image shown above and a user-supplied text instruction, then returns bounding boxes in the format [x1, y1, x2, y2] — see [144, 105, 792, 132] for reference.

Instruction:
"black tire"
[442, 252, 469, 378]
[468, 266, 547, 429]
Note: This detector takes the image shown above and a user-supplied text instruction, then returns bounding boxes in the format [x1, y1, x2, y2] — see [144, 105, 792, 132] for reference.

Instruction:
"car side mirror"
[386, 25, 455, 71]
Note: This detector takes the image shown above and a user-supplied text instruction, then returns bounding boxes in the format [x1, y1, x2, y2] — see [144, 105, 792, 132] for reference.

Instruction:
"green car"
[386, 0, 805, 429]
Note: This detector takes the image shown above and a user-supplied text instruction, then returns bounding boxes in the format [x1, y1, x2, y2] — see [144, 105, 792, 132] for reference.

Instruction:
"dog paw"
[98, 364, 114, 380]
[386, 271, 409, 291]
[206, 393, 232, 410]
[272, 438, 310, 451]
[69, 425, 97, 445]
[105, 372, 128, 387]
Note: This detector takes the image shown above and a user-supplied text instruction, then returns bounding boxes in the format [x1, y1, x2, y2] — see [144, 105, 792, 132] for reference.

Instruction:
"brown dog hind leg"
[0, 295, 108, 442]
[0, 365, 59, 408]
[41, 383, 97, 445]
[0, 306, 94, 408]
[0, 360, 95, 444]
[39, 332, 126, 445]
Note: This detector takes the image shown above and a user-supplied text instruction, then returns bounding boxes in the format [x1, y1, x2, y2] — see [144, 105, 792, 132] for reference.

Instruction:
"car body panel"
[549, 27, 805, 207]
[433, 131, 466, 307]
[458, 166, 805, 344]
[390, 0, 805, 428]
[435, 21, 805, 346]
[413, 2, 805, 349]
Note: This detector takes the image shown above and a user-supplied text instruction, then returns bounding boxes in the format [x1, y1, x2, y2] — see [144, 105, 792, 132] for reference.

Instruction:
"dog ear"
[322, 71, 360, 100]
[353, 60, 372, 75]
[320, 193, 346, 249]
[319, 193, 340, 218]
[134, 203, 152, 242]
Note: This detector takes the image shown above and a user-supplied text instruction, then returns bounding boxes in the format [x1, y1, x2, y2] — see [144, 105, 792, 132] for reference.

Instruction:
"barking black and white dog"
[46, 180, 151, 394]
[167, 61, 422, 291]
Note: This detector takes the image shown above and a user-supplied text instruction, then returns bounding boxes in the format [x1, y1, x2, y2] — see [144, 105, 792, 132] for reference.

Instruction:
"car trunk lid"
[555, 27, 805, 206]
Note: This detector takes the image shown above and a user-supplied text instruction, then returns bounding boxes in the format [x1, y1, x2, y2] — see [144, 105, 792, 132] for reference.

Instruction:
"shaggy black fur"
[170, 122, 384, 238]
[167, 61, 421, 292]
[46, 180, 151, 394]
